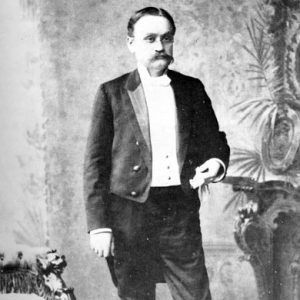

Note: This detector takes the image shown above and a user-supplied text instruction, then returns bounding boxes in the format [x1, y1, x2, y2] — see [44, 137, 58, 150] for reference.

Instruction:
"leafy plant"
[231, 18, 282, 131]
[224, 0, 300, 211]
[230, 147, 266, 181]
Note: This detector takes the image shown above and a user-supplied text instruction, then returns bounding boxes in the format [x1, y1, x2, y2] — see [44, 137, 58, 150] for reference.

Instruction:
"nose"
[154, 39, 164, 52]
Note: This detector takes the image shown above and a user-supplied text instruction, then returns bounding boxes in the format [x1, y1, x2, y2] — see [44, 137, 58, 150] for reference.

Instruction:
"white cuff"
[90, 228, 112, 235]
[210, 158, 226, 182]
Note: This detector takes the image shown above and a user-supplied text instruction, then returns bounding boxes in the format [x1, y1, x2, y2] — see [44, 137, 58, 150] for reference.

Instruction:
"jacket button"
[131, 191, 137, 197]
[136, 141, 139, 146]
[133, 165, 141, 172]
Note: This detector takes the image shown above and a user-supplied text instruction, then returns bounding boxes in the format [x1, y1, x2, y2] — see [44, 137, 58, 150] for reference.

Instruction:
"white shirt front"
[138, 64, 181, 187]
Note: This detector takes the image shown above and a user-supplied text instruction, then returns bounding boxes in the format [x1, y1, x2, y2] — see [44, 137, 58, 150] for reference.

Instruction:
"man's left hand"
[189, 158, 221, 189]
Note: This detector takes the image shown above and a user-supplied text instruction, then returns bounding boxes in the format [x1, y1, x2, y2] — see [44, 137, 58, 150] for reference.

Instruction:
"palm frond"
[248, 63, 265, 70]
[247, 20, 257, 49]
[229, 147, 266, 182]
[236, 160, 261, 175]
[262, 49, 273, 67]
[230, 94, 277, 132]
[252, 105, 277, 133]
[230, 152, 256, 160]
[248, 76, 267, 81]
[235, 101, 265, 116]
[241, 15, 281, 104]
[261, 45, 272, 64]
[230, 158, 255, 166]
[248, 103, 276, 128]
[256, 165, 266, 181]
[255, 1, 271, 26]
[269, 76, 285, 97]
[231, 97, 273, 111]
[223, 192, 248, 212]
[242, 45, 262, 64]
[253, 15, 265, 30]
[246, 69, 265, 75]
[234, 100, 276, 128]
[231, 148, 259, 157]
[253, 18, 265, 31]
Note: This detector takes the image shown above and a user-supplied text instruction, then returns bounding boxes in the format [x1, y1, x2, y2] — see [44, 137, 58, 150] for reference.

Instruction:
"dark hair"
[127, 7, 176, 37]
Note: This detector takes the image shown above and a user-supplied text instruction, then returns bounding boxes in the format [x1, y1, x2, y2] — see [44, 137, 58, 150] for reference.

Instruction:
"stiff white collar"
[137, 63, 171, 87]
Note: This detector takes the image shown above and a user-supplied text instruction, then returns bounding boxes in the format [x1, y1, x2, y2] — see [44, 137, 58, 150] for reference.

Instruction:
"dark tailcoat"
[83, 68, 230, 232]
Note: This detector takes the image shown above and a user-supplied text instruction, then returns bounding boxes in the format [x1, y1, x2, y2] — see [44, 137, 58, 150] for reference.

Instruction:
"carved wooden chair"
[0, 247, 75, 300]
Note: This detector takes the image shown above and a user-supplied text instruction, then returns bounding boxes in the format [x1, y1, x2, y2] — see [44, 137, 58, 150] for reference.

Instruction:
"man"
[84, 7, 230, 300]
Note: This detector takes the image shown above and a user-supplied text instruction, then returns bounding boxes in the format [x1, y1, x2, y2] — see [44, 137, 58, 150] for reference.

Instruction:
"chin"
[152, 60, 170, 70]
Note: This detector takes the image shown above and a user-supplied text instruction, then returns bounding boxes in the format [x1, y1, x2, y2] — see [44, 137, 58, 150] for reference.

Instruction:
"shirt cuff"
[210, 158, 227, 183]
[90, 228, 112, 235]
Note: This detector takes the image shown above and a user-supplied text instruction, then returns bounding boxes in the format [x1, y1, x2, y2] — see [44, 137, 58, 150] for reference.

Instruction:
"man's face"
[127, 15, 174, 76]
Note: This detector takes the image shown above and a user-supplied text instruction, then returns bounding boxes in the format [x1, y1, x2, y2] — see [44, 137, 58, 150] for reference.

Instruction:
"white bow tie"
[146, 75, 171, 87]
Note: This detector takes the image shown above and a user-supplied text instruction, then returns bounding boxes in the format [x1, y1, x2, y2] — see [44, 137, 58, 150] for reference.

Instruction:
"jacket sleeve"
[191, 80, 230, 175]
[83, 84, 114, 232]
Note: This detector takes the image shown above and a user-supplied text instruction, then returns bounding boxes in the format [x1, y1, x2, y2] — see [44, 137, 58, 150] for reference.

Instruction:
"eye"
[162, 35, 174, 43]
[144, 36, 155, 43]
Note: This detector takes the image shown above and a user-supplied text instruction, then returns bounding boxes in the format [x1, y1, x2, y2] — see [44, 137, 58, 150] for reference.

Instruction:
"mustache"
[152, 53, 174, 63]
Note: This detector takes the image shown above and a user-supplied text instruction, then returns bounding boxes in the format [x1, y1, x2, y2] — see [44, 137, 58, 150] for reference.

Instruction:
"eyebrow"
[143, 31, 173, 37]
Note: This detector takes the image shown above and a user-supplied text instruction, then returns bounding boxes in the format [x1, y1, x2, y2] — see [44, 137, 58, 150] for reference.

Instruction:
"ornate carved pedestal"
[226, 178, 300, 300]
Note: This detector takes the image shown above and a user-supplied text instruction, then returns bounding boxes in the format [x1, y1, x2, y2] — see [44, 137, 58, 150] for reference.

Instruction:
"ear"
[127, 36, 135, 53]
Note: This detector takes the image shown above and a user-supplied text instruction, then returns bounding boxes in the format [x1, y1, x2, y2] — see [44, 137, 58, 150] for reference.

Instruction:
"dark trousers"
[108, 186, 211, 300]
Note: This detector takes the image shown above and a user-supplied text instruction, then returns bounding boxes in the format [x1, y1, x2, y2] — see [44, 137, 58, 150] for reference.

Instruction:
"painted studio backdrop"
[1, 0, 300, 300]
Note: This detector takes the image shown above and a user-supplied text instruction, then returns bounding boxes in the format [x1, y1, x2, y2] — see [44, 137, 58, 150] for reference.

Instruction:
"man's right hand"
[90, 232, 114, 258]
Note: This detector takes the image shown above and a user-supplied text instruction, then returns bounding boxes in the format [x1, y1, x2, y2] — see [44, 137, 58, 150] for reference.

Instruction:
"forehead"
[133, 15, 172, 36]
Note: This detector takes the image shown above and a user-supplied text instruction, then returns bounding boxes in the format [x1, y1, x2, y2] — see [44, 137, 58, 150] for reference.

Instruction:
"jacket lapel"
[168, 71, 192, 172]
[124, 70, 152, 153]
